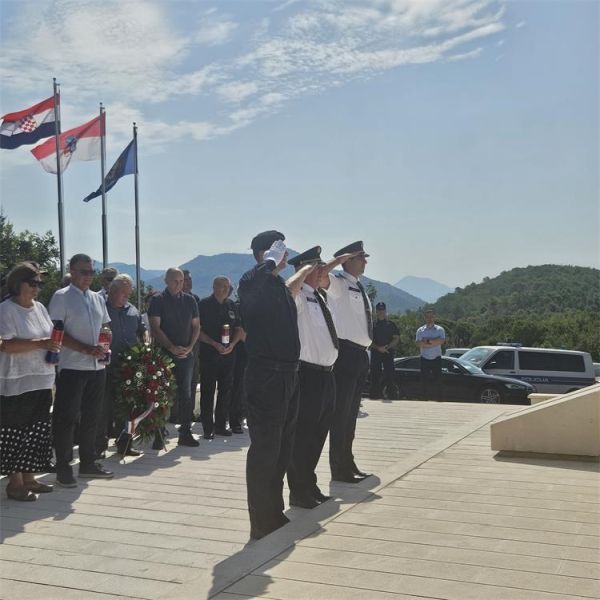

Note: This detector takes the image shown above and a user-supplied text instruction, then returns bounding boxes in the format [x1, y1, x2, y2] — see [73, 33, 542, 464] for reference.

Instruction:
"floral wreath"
[113, 342, 176, 441]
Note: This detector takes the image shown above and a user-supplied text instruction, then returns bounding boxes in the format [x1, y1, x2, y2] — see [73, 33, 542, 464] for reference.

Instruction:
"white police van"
[460, 344, 596, 394]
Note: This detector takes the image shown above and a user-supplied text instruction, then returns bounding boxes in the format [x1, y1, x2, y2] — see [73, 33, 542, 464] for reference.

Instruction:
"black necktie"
[314, 290, 339, 349]
[356, 280, 374, 339]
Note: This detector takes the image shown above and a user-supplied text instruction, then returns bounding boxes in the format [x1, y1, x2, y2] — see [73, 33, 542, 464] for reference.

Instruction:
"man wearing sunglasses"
[49, 254, 113, 487]
[98, 267, 118, 300]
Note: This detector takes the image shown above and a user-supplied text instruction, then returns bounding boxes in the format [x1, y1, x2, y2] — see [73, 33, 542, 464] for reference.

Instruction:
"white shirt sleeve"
[295, 293, 305, 315]
[101, 299, 110, 323]
[0, 302, 16, 339]
[48, 291, 66, 322]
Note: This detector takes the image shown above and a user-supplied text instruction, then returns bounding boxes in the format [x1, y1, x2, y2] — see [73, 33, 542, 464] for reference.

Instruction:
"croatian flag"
[31, 113, 105, 174]
[0, 96, 57, 150]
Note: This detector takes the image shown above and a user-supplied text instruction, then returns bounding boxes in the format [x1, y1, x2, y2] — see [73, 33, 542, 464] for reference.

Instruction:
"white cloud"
[515, 20, 526, 28]
[217, 81, 260, 103]
[195, 16, 238, 46]
[1, 0, 506, 159]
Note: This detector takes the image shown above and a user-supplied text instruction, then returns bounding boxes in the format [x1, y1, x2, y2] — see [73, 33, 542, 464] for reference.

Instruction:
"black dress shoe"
[215, 427, 233, 436]
[203, 432, 215, 440]
[250, 514, 290, 540]
[178, 433, 200, 447]
[290, 494, 320, 509]
[313, 489, 332, 503]
[117, 444, 141, 457]
[331, 473, 365, 484]
[353, 469, 372, 478]
[231, 425, 244, 434]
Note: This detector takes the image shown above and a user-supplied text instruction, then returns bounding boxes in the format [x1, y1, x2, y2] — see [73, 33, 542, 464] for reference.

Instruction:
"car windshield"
[461, 347, 496, 367]
[457, 359, 483, 374]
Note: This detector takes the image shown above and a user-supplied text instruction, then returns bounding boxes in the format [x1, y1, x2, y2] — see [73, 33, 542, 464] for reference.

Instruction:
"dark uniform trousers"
[229, 343, 248, 429]
[53, 368, 106, 476]
[369, 351, 395, 399]
[190, 342, 200, 417]
[95, 363, 120, 456]
[287, 364, 335, 497]
[173, 354, 195, 434]
[329, 341, 369, 478]
[245, 359, 299, 537]
[199, 354, 235, 433]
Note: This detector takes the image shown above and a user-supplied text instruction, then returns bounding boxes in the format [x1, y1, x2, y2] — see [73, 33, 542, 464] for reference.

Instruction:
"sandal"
[6, 485, 37, 502]
[25, 481, 54, 494]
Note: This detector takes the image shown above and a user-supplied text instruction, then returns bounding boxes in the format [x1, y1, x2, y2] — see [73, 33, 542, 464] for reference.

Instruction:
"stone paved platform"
[1, 400, 598, 599]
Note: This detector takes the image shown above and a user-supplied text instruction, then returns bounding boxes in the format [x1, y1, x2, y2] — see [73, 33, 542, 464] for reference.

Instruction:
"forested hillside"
[387, 265, 600, 360]
[433, 265, 599, 319]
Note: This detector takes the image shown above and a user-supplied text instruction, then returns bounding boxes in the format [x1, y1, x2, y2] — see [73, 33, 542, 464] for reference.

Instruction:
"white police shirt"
[295, 283, 338, 368]
[326, 272, 372, 348]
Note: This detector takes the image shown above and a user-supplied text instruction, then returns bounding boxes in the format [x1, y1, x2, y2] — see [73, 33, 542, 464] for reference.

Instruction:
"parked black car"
[394, 356, 534, 404]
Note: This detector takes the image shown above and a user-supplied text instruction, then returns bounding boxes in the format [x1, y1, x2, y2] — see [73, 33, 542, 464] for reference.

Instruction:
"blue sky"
[0, 0, 597, 287]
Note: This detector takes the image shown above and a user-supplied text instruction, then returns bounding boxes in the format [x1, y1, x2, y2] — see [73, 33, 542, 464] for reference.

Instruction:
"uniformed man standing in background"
[286, 247, 338, 509]
[238, 231, 314, 540]
[322, 241, 373, 483]
[197, 276, 242, 439]
[370, 301, 400, 399]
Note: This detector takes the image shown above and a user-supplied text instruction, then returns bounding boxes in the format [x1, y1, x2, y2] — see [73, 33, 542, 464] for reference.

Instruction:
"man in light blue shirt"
[415, 309, 446, 399]
[49, 254, 113, 487]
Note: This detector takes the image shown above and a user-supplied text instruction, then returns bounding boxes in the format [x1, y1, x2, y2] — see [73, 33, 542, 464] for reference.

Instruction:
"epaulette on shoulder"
[334, 273, 344, 279]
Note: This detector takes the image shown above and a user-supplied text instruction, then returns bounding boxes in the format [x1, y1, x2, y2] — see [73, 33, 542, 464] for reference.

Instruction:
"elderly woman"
[0, 262, 60, 501]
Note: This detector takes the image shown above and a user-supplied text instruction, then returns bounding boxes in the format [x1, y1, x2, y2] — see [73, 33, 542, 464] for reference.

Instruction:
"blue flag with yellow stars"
[83, 138, 135, 202]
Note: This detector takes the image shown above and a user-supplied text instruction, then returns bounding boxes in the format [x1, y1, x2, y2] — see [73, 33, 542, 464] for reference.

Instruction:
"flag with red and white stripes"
[0, 96, 58, 150]
[31, 113, 105, 174]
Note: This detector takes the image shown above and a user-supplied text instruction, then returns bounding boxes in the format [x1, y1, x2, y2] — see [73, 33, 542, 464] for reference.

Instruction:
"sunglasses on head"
[76, 269, 95, 276]
[26, 279, 44, 288]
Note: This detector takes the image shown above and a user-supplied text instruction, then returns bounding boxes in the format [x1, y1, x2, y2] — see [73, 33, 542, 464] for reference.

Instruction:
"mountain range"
[394, 276, 453, 303]
[101, 252, 426, 314]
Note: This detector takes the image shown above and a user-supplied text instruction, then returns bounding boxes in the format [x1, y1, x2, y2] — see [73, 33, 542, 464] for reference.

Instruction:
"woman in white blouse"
[0, 262, 60, 501]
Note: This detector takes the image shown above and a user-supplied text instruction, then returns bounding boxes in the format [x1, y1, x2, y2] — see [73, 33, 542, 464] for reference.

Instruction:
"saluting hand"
[336, 251, 362, 264]
[264, 240, 287, 266]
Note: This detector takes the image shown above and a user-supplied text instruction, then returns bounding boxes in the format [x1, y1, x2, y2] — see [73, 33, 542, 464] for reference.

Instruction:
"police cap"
[250, 230, 285, 252]
[333, 240, 369, 258]
[287, 246, 323, 268]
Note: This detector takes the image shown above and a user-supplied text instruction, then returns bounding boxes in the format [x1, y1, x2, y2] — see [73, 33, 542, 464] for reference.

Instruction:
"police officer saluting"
[370, 302, 400, 399]
[322, 241, 373, 483]
[286, 246, 338, 509]
[238, 231, 315, 540]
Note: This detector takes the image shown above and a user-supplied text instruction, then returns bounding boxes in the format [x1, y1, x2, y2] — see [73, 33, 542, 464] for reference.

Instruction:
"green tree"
[0, 214, 61, 305]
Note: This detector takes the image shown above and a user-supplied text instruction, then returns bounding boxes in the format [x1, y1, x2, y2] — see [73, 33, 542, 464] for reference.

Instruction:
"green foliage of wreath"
[112, 342, 176, 441]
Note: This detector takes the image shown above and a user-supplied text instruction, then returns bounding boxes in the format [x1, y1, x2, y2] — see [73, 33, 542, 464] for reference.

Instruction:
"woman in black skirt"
[0, 262, 60, 501]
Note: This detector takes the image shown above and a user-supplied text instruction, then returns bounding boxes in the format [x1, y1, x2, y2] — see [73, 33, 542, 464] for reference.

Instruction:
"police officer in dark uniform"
[238, 231, 315, 540]
[197, 277, 242, 439]
[370, 302, 400, 399]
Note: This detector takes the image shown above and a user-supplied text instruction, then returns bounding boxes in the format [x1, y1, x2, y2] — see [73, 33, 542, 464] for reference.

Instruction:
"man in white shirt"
[321, 241, 373, 484]
[49, 254, 113, 487]
[416, 309, 446, 399]
[286, 247, 339, 508]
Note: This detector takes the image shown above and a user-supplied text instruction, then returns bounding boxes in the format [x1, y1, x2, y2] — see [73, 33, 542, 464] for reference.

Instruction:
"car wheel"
[479, 386, 503, 404]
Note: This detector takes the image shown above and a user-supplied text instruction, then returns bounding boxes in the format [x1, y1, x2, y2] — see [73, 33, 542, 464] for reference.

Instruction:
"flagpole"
[100, 103, 107, 268]
[53, 78, 65, 274]
[133, 122, 141, 310]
